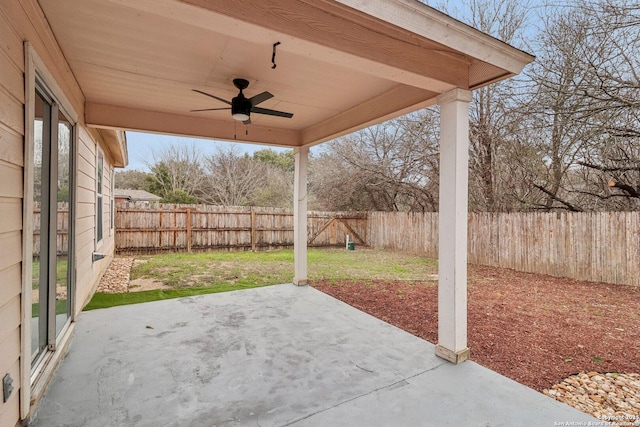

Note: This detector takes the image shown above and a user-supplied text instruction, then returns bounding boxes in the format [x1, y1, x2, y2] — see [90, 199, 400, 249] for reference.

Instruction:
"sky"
[123, 131, 292, 171]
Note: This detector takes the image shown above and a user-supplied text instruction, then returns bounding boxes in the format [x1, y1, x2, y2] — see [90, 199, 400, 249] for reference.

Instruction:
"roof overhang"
[39, 0, 534, 151]
[89, 127, 128, 168]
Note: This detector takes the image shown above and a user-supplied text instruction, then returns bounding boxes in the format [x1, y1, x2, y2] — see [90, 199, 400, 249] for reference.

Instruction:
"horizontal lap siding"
[0, 3, 26, 424]
[74, 123, 116, 311]
[0, 359, 20, 427]
[0, 1, 118, 424]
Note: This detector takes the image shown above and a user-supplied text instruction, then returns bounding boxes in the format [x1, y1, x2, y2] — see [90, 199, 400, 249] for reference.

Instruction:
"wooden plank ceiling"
[38, 0, 534, 149]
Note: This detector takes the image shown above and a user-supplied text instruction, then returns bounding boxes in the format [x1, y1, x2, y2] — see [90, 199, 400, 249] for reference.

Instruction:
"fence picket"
[367, 210, 639, 287]
[87, 203, 640, 287]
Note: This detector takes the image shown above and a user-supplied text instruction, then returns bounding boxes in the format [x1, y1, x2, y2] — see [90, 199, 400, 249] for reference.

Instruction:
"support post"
[436, 88, 472, 364]
[293, 147, 309, 286]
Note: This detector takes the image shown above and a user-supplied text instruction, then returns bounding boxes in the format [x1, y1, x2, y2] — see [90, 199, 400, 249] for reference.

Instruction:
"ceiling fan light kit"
[192, 78, 293, 125]
[232, 112, 250, 121]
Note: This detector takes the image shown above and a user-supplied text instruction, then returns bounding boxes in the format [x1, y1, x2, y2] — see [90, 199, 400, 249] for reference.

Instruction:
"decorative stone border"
[96, 257, 133, 293]
[544, 372, 640, 423]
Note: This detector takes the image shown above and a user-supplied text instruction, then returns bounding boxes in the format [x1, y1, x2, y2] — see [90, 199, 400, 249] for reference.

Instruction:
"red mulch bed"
[311, 264, 640, 392]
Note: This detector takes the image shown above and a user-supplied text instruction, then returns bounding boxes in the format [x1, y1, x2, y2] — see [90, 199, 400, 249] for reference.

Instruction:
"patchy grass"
[129, 250, 295, 289]
[128, 248, 437, 288]
[308, 248, 437, 283]
[84, 248, 438, 310]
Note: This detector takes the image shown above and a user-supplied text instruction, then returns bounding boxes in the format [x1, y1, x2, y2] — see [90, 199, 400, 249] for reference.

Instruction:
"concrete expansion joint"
[282, 363, 448, 426]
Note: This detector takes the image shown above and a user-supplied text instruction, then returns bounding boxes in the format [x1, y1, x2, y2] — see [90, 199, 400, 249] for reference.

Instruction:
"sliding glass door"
[32, 84, 74, 366]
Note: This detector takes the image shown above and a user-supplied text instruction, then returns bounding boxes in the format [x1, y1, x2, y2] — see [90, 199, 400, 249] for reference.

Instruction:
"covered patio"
[30, 285, 597, 426]
[38, 0, 536, 366]
[22, 0, 568, 424]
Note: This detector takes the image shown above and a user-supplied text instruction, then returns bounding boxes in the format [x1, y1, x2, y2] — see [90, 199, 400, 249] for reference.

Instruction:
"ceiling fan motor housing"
[232, 95, 252, 116]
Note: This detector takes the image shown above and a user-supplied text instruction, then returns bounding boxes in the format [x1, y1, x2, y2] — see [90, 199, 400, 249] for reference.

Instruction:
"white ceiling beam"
[302, 84, 438, 146]
[85, 102, 302, 147]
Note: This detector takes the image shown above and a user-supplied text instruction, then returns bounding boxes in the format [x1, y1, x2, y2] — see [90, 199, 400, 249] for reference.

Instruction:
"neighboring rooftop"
[115, 189, 162, 202]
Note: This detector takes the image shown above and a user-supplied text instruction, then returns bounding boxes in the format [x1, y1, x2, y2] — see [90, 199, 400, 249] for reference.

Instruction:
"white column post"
[436, 88, 472, 364]
[293, 146, 309, 286]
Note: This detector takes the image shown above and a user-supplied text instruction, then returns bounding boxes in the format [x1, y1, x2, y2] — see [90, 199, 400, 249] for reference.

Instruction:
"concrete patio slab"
[29, 284, 597, 426]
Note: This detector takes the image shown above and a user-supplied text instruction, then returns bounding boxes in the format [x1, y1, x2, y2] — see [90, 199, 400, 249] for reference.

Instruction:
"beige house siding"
[75, 129, 115, 312]
[0, 2, 119, 425]
[0, 3, 29, 425]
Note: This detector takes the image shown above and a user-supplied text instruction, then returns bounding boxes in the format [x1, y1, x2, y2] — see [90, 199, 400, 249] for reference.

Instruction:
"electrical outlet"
[3, 374, 13, 403]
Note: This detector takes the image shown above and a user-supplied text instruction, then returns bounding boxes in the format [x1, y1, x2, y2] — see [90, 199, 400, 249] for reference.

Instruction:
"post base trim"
[435, 345, 470, 364]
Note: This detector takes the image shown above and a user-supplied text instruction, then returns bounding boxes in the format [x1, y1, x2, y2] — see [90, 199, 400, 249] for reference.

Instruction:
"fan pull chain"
[233, 121, 249, 139]
[271, 42, 281, 69]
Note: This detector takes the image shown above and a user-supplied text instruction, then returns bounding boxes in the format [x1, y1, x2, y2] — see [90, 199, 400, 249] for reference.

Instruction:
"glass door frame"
[30, 79, 76, 372]
[23, 44, 79, 419]
[30, 83, 75, 370]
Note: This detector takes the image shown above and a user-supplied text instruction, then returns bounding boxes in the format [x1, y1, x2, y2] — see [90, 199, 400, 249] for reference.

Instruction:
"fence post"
[186, 209, 192, 252]
[173, 210, 177, 250]
[158, 209, 163, 248]
[251, 207, 257, 251]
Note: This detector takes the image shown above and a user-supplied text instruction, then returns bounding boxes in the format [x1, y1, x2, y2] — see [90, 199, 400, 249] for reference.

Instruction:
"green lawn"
[32, 299, 69, 317]
[84, 248, 437, 311]
[32, 258, 69, 289]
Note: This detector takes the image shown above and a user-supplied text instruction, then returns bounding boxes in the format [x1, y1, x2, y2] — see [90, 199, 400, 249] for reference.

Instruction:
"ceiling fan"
[191, 78, 293, 124]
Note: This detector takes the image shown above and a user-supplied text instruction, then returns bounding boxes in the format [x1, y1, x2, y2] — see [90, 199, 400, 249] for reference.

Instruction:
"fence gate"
[307, 212, 367, 247]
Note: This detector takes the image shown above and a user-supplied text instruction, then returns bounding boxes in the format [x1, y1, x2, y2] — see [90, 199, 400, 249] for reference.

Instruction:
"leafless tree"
[521, 0, 640, 210]
[570, 0, 640, 209]
[200, 147, 264, 206]
[200, 146, 293, 207]
[114, 170, 151, 190]
[435, 0, 535, 211]
[310, 109, 440, 212]
[145, 143, 207, 201]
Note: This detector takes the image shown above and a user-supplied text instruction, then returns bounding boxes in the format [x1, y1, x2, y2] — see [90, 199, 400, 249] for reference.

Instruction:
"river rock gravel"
[96, 257, 133, 293]
[544, 372, 640, 424]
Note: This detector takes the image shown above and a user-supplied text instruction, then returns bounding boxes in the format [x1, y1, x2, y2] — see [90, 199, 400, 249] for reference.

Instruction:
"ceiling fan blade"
[249, 91, 273, 107]
[192, 89, 231, 106]
[190, 107, 231, 112]
[251, 107, 293, 118]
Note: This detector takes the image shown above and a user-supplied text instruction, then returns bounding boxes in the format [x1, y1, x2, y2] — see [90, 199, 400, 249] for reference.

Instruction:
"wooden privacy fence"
[367, 211, 640, 287]
[33, 202, 69, 257]
[115, 202, 367, 254]
[114, 204, 639, 286]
